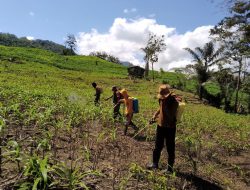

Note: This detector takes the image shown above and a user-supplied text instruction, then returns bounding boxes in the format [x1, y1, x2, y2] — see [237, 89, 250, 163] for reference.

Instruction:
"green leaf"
[18, 182, 32, 190]
[32, 177, 41, 190]
[40, 156, 48, 185]
[79, 182, 89, 190]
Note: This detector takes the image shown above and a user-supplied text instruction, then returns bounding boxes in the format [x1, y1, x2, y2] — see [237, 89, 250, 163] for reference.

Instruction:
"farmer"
[92, 82, 102, 106]
[147, 84, 178, 173]
[114, 89, 138, 135]
[105, 86, 122, 119]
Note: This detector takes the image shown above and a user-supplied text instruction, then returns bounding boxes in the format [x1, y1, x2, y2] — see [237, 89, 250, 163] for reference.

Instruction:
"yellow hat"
[120, 89, 128, 97]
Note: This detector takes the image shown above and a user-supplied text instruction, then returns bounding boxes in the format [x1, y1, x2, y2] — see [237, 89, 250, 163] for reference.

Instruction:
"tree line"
[141, 0, 249, 113]
[0, 32, 71, 55]
[89, 51, 121, 65]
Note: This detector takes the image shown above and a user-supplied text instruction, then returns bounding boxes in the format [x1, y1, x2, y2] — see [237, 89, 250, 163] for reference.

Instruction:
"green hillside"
[0, 45, 249, 189]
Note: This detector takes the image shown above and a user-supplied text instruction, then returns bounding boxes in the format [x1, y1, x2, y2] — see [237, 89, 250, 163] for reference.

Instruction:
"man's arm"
[114, 99, 124, 109]
[153, 108, 160, 120]
[149, 108, 160, 124]
[105, 95, 113, 101]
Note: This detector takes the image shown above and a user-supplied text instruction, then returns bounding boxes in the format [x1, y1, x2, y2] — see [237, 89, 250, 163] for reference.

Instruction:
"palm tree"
[184, 41, 224, 100]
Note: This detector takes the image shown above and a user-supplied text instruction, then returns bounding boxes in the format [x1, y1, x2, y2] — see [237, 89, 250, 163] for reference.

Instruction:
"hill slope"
[0, 46, 249, 189]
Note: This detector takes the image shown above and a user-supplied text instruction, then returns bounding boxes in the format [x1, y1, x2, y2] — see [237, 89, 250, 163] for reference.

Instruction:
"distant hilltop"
[120, 61, 134, 67]
[0, 32, 71, 55]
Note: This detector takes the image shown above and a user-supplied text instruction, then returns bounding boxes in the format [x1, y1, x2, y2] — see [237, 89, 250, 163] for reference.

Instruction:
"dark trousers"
[124, 113, 138, 135]
[153, 125, 176, 170]
[94, 94, 100, 106]
[113, 104, 121, 119]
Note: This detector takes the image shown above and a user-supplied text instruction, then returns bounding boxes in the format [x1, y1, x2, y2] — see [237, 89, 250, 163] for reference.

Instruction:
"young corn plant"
[37, 137, 52, 159]
[118, 172, 133, 190]
[109, 127, 117, 142]
[52, 162, 103, 190]
[83, 146, 91, 162]
[147, 171, 168, 190]
[184, 136, 202, 174]
[129, 163, 147, 189]
[18, 155, 52, 190]
[0, 116, 7, 175]
[52, 119, 64, 163]
[4, 140, 22, 172]
[97, 131, 107, 143]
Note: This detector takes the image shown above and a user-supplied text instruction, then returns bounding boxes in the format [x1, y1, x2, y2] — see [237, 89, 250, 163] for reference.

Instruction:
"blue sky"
[0, 0, 228, 70]
[0, 0, 227, 43]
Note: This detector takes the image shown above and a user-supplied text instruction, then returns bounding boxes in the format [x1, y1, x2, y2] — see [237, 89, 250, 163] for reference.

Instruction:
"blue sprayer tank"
[132, 98, 139, 113]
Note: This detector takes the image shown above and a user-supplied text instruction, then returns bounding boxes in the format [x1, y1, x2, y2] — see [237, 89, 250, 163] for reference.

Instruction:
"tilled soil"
[0, 119, 249, 190]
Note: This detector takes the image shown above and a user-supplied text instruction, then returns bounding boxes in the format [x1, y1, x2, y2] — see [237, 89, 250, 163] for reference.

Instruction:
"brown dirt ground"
[0, 115, 249, 189]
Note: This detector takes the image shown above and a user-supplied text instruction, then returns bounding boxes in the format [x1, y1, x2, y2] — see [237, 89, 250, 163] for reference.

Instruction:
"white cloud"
[26, 36, 35, 40]
[123, 8, 137, 14]
[29, 11, 35, 16]
[77, 17, 213, 71]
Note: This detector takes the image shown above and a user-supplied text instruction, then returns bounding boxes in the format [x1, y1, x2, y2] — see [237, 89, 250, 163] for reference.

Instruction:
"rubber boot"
[147, 163, 158, 170]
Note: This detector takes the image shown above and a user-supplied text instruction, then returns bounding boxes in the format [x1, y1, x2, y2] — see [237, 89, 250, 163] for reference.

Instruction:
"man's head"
[157, 84, 171, 99]
[92, 82, 97, 88]
[112, 86, 117, 92]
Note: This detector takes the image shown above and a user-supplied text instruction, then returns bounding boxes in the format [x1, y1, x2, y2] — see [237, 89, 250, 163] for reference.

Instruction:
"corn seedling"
[4, 140, 22, 172]
[110, 127, 117, 142]
[37, 138, 51, 159]
[129, 163, 147, 189]
[97, 131, 106, 143]
[18, 155, 51, 190]
[184, 136, 200, 174]
[0, 116, 7, 175]
[151, 175, 168, 190]
[83, 146, 91, 162]
[118, 172, 133, 190]
[52, 162, 102, 190]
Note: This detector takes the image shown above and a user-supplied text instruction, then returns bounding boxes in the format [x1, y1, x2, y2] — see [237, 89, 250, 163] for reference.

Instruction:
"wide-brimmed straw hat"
[157, 84, 171, 99]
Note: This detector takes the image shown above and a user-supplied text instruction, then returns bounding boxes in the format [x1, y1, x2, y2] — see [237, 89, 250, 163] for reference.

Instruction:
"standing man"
[148, 84, 178, 173]
[105, 86, 122, 119]
[92, 82, 102, 106]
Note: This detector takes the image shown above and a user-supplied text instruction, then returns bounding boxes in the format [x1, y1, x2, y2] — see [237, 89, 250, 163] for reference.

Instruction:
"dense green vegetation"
[0, 32, 69, 55]
[0, 45, 249, 189]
